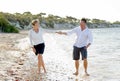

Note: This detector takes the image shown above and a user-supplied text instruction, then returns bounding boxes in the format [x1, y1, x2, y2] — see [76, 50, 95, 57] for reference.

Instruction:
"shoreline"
[0, 27, 120, 34]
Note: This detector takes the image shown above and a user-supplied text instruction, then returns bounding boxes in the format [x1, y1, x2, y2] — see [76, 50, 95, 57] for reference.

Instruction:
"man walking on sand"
[56, 18, 93, 76]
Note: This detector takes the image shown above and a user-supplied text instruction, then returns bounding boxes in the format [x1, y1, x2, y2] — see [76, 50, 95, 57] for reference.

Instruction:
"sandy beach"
[0, 28, 120, 81]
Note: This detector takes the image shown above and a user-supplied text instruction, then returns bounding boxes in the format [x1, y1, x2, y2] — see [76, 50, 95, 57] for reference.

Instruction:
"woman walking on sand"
[29, 19, 46, 74]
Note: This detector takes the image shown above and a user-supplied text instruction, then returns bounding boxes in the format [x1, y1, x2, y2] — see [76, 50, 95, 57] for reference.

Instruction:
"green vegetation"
[0, 13, 19, 33]
[0, 11, 120, 31]
[113, 21, 120, 24]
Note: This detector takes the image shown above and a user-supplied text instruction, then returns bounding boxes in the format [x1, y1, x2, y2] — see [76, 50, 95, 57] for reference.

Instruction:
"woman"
[29, 19, 46, 74]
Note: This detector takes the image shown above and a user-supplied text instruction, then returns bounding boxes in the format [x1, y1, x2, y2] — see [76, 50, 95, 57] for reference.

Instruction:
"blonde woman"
[29, 19, 46, 74]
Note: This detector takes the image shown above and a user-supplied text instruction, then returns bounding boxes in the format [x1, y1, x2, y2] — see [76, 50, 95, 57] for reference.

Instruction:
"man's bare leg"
[73, 60, 79, 75]
[83, 59, 90, 76]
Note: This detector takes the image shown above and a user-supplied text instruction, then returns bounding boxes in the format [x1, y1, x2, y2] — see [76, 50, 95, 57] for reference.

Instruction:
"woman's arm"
[29, 31, 33, 47]
[29, 31, 36, 53]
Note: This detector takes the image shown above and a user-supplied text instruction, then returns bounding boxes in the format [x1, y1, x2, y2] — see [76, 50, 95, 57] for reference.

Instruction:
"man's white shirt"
[67, 26, 93, 48]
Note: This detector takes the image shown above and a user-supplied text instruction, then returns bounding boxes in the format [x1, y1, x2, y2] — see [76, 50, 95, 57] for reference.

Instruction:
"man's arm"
[86, 31, 93, 49]
[56, 27, 77, 35]
[56, 31, 67, 35]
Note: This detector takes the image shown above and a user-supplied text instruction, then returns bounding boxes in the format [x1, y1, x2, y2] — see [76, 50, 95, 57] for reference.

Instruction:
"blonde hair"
[31, 19, 39, 26]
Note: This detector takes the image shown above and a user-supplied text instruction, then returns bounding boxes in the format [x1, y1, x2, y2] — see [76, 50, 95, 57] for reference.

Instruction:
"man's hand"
[56, 31, 67, 35]
[56, 31, 62, 34]
[32, 47, 36, 53]
[85, 43, 91, 49]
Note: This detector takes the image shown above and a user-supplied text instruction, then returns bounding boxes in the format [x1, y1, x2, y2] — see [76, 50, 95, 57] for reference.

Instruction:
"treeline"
[0, 12, 79, 29]
[0, 13, 19, 33]
[0, 12, 120, 32]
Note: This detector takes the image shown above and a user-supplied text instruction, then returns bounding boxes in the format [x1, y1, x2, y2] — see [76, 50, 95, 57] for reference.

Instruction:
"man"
[56, 18, 93, 76]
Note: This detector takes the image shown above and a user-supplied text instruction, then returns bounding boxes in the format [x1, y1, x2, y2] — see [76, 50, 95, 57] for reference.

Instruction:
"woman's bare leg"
[40, 55, 46, 73]
[37, 54, 42, 73]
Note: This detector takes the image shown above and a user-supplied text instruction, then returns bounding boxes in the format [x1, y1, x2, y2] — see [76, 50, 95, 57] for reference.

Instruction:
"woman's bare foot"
[44, 70, 47, 73]
[73, 72, 78, 76]
[37, 70, 41, 74]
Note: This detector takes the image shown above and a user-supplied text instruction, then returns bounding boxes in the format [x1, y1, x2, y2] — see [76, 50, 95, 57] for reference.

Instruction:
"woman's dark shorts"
[73, 46, 87, 60]
[34, 43, 45, 55]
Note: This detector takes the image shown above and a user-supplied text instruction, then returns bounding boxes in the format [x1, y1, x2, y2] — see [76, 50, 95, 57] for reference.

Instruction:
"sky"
[0, 0, 120, 22]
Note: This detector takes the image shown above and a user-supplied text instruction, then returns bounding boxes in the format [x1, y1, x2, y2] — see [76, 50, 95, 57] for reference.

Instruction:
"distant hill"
[0, 11, 120, 32]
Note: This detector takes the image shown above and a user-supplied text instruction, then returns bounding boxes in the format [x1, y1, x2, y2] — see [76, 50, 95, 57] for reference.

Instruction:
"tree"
[23, 12, 32, 16]
[91, 18, 107, 23]
[0, 13, 19, 33]
[113, 21, 120, 24]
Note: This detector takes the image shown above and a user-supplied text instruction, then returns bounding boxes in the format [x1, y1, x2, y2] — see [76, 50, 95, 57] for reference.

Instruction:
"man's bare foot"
[73, 72, 78, 76]
[85, 72, 90, 76]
